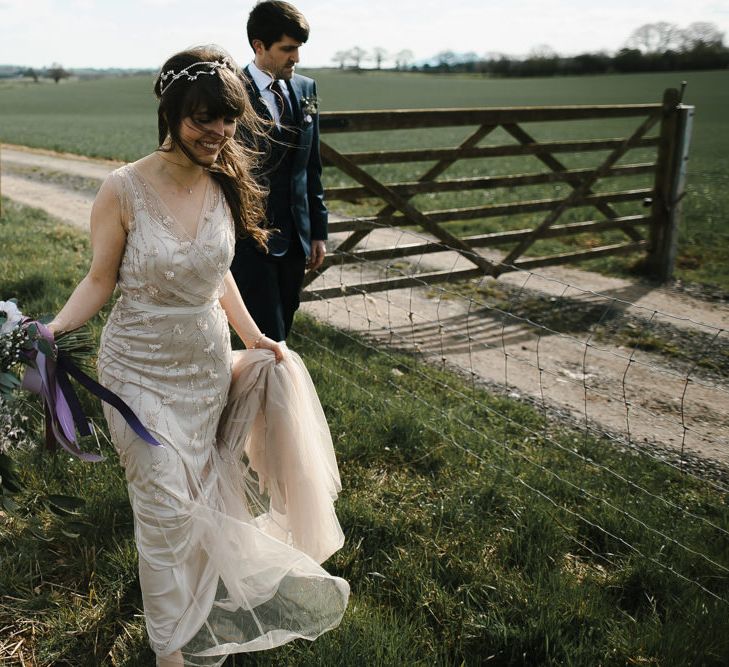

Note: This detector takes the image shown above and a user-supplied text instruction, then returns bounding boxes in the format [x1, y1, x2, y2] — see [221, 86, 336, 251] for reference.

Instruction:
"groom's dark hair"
[247, 1, 310, 49]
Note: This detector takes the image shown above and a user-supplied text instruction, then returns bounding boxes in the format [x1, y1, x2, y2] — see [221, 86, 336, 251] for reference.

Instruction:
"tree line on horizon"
[0, 62, 156, 82]
[332, 21, 729, 76]
[3, 21, 725, 83]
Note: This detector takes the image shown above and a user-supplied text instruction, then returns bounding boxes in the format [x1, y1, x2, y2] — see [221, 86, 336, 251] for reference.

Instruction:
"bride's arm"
[219, 271, 285, 362]
[48, 176, 126, 335]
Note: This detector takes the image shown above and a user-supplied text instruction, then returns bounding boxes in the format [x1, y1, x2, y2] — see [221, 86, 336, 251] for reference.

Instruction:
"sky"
[1, 0, 728, 70]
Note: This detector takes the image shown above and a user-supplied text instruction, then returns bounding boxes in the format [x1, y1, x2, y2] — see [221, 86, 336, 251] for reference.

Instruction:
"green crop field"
[1, 69, 727, 289]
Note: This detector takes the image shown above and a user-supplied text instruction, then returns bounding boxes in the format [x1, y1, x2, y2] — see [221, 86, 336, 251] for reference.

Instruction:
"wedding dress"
[96, 164, 349, 665]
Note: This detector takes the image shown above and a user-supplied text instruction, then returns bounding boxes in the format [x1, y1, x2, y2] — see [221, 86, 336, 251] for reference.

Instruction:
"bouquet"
[2, 300, 92, 397]
[1, 299, 161, 464]
[1, 299, 104, 461]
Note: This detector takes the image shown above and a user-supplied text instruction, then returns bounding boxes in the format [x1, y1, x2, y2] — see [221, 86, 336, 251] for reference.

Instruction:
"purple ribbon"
[21, 321, 162, 461]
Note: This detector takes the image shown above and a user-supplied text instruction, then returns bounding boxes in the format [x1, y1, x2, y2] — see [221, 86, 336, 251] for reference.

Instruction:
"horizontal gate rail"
[328, 189, 652, 230]
[318, 215, 651, 268]
[512, 241, 649, 271]
[319, 104, 662, 132]
[303, 242, 649, 302]
[325, 163, 656, 200]
[323, 137, 660, 166]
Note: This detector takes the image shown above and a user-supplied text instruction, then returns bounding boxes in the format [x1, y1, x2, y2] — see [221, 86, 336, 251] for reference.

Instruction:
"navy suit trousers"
[231, 237, 307, 343]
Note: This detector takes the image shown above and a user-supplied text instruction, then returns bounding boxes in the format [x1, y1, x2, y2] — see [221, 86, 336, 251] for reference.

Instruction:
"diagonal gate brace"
[317, 140, 498, 275]
[502, 122, 644, 242]
[496, 109, 662, 275]
[304, 123, 497, 286]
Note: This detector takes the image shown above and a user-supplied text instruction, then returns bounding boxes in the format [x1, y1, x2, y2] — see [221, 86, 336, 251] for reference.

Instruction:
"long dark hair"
[154, 45, 269, 250]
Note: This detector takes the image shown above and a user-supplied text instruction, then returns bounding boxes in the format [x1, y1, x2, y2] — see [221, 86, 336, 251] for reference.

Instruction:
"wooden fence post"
[648, 88, 693, 281]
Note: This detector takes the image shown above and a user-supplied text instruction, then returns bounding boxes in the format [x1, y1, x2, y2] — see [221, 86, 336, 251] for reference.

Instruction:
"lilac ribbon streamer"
[55, 363, 93, 437]
[21, 321, 163, 461]
[22, 356, 103, 462]
[58, 356, 162, 448]
[40, 349, 76, 443]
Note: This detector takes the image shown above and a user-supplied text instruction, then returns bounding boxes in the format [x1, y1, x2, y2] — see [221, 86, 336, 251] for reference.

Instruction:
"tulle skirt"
[102, 347, 349, 665]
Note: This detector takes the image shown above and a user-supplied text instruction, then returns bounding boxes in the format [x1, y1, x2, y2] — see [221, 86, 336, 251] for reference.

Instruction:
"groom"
[231, 0, 327, 342]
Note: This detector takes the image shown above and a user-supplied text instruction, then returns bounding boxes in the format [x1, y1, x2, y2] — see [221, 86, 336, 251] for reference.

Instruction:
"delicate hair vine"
[159, 58, 234, 96]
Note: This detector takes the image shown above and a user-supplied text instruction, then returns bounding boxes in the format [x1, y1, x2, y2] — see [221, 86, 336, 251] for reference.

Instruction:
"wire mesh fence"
[296, 214, 729, 606]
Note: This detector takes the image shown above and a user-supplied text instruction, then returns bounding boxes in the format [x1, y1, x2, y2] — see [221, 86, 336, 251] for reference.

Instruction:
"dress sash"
[123, 297, 217, 315]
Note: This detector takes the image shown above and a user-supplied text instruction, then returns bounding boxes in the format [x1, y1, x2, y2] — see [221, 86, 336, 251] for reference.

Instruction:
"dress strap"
[110, 165, 136, 231]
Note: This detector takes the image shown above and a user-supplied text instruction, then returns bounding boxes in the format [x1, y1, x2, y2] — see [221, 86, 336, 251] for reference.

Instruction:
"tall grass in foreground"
[1, 198, 728, 666]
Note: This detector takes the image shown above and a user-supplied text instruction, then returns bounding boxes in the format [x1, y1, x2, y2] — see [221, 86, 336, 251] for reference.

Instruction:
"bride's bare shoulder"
[127, 153, 158, 178]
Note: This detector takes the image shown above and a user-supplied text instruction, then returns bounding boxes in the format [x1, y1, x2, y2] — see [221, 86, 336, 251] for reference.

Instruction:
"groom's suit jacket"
[237, 67, 328, 257]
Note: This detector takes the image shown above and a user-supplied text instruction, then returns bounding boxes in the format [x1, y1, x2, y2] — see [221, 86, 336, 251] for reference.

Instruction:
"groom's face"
[253, 34, 301, 80]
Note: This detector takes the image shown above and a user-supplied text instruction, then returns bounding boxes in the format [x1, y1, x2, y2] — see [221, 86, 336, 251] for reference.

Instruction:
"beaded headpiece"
[159, 58, 234, 96]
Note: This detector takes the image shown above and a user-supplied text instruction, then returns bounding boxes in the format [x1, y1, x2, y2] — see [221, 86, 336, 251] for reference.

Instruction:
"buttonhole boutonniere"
[301, 95, 319, 124]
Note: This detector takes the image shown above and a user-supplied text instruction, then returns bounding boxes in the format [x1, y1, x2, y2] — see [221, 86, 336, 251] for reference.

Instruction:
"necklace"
[155, 152, 205, 195]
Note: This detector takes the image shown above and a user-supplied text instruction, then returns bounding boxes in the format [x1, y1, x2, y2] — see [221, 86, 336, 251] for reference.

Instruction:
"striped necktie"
[269, 80, 289, 124]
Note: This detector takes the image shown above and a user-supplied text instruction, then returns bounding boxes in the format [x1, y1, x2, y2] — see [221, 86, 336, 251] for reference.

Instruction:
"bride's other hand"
[257, 336, 286, 363]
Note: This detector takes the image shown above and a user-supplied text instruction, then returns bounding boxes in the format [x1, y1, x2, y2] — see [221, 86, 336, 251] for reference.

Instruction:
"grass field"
[1, 197, 729, 665]
[1, 69, 728, 290]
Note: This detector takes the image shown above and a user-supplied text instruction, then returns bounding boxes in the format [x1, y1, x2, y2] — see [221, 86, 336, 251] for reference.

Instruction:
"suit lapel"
[286, 77, 303, 126]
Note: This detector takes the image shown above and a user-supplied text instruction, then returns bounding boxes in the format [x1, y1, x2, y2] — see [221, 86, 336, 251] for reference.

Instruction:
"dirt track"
[2, 144, 728, 470]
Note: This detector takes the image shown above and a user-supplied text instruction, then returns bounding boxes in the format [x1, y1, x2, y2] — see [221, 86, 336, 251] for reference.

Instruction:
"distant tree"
[528, 44, 558, 59]
[434, 50, 458, 70]
[394, 49, 414, 70]
[47, 62, 70, 83]
[22, 67, 39, 82]
[522, 45, 559, 76]
[490, 55, 514, 76]
[349, 46, 367, 69]
[482, 51, 505, 61]
[613, 47, 645, 72]
[678, 21, 724, 50]
[562, 52, 611, 75]
[459, 51, 479, 72]
[676, 33, 729, 70]
[371, 47, 388, 70]
[626, 22, 680, 53]
[331, 50, 350, 69]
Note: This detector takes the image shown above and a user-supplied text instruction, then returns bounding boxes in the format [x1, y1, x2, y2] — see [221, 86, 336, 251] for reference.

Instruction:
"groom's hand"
[307, 240, 326, 271]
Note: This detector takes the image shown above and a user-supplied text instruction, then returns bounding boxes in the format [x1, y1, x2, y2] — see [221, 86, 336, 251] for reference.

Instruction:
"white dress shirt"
[248, 61, 292, 129]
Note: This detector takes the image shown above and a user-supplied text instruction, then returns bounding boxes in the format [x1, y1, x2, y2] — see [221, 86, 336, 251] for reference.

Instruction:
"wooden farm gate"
[302, 88, 693, 302]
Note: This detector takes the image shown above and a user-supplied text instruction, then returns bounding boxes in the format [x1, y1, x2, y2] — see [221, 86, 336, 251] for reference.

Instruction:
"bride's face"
[177, 109, 236, 164]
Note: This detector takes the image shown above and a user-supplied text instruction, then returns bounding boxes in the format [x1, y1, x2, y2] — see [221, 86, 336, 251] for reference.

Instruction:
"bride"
[48, 45, 349, 666]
